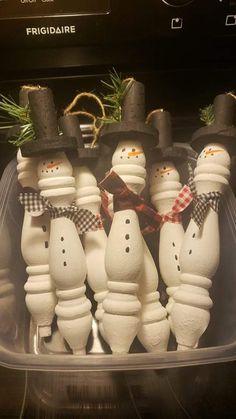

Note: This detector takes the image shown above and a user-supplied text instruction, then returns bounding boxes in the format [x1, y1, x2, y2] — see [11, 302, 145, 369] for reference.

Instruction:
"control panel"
[0, 0, 236, 72]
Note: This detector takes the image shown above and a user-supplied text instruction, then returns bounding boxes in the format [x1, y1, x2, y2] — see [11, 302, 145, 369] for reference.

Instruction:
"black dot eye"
[51, 161, 53, 164]
[211, 153, 214, 156]
[156, 168, 159, 172]
[61, 237, 64, 241]
[167, 172, 170, 175]
[163, 166, 166, 170]
[43, 162, 46, 165]
[209, 148, 212, 151]
[46, 170, 48, 173]
[120, 156, 123, 159]
[122, 148, 125, 152]
[56, 167, 59, 170]
[42, 225, 47, 232]
[125, 219, 130, 224]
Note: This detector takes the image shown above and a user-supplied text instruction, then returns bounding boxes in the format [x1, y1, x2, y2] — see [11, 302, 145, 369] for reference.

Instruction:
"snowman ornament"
[149, 161, 185, 332]
[99, 80, 168, 353]
[59, 114, 108, 341]
[20, 87, 100, 354]
[17, 149, 56, 338]
[171, 143, 231, 350]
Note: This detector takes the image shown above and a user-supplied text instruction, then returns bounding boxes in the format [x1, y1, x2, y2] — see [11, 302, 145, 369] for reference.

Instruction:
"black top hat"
[148, 110, 188, 164]
[191, 94, 236, 154]
[58, 114, 99, 164]
[99, 80, 157, 151]
[21, 87, 77, 157]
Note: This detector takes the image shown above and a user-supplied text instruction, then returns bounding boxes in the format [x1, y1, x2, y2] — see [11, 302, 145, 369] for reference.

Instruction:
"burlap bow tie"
[18, 192, 103, 234]
[188, 164, 222, 229]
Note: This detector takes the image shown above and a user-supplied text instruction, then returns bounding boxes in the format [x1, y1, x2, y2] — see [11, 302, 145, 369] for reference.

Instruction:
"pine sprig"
[199, 104, 215, 126]
[0, 94, 35, 146]
[100, 68, 134, 124]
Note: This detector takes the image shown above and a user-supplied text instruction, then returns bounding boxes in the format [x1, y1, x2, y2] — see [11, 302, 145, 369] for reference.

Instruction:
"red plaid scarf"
[99, 171, 193, 234]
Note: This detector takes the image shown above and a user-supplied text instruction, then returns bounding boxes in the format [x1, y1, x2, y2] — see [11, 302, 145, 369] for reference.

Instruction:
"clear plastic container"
[1, 146, 236, 372]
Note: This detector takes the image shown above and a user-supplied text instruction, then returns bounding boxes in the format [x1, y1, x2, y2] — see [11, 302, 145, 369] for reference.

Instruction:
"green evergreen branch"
[0, 94, 35, 146]
[100, 68, 134, 124]
[199, 104, 215, 126]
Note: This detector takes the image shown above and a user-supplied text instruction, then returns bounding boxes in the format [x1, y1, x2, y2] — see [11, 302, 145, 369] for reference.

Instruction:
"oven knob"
[162, 0, 194, 6]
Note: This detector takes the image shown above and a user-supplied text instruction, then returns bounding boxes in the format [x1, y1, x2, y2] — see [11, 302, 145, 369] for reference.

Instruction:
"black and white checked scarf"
[188, 164, 222, 229]
[18, 192, 103, 234]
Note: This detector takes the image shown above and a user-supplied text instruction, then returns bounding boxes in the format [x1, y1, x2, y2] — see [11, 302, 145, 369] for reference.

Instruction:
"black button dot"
[189, 250, 192, 255]
[161, 175, 164, 178]
[125, 219, 130, 224]
[62, 249, 65, 254]
[211, 153, 214, 156]
[177, 265, 180, 271]
[125, 234, 130, 240]
[51, 170, 53, 173]
[61, 237, 64, 241]
[136, 155, 138, 158]
[63, 261, 67, 267]
[122, 148, 125, 152]
[42, 225, 47, 232]
[167, 172, 170, 175]
[132, 148, 135, 152]
[175, 255, 178, 260]
[128, 156, 130, 159]
[43, 162, 45, 165]
[56, 167, 59, 170]
[45, 241, 49, 249]
[120, 156, 123, 159]
[192, 233, 195, 238]
[46, 170, 48, 173]
[172, 242, 175, 247]
[125, 247, 130, 253]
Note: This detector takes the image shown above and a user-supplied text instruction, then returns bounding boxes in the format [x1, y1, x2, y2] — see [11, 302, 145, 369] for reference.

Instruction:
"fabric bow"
[188, 164, 222, 229]
[18, 192, 103, 234]
[158, 184, 193, 225]
[99, 170, 164, 234]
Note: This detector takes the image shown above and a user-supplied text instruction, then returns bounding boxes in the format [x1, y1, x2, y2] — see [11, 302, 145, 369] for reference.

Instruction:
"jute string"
[64, 78, 135, 147]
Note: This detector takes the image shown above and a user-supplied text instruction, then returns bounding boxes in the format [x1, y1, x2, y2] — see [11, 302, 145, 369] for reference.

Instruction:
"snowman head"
[37, 152, 73, 179]
[197, 143, 231, 169]
[112, 140, 146, 167]
[149, 160, 180, 186]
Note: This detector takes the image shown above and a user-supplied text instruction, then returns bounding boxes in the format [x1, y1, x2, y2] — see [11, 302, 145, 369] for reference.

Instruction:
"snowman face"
[150, 161, 179, 185]
[197, 144, 231, 168]
[112, 140, 146, 167]
[38, 152, 73, 179]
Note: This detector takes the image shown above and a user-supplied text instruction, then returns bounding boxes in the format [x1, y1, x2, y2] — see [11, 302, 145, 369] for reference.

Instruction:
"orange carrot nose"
[128, 151, 143, 157]
[205, 149, 224, 156]
[160, 168, 174, 175]
[47, 161, 62, 169]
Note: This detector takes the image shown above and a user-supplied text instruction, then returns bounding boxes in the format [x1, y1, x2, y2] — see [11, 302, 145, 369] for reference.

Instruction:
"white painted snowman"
[171, 143, 231, 350]
[17, 149, 56, 338]
[20, 87, 96, 354]
[149, 161, 185, 332]
[37, 151, 92, 354]
[101, 138, 169, 353]
[74, 165, 108, 340]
